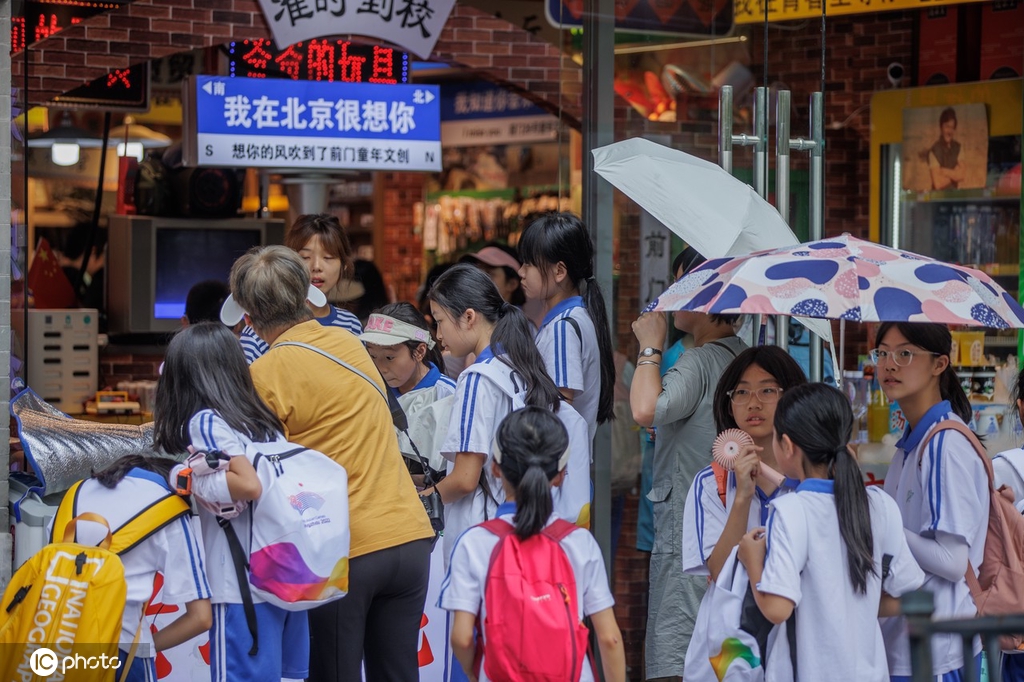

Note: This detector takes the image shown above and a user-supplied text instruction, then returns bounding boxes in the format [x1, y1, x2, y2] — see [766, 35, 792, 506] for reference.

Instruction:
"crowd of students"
[32, 210, 1024, 682]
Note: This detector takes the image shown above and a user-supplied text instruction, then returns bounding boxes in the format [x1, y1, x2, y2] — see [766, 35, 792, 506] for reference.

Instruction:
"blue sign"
[440, 81, 547, 122]
[188, 75, 441, 171]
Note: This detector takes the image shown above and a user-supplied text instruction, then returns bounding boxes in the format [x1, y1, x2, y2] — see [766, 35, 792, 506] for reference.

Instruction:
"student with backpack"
[0, 453, 212, 682]
[439, 407, 626, 682]
[872, 322, 988, 681]
[230, 213, 363, 364]
[427, 264, 589, 563]
[517, 211, 616, 440]
[154, 322, 319, 682]
[360, 301, 457, 478]
[737, 383, 925, 682]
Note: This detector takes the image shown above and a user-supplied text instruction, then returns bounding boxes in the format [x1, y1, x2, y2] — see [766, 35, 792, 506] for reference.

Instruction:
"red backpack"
[474, 518, 592, 682]
[922, 420, 1024, 649]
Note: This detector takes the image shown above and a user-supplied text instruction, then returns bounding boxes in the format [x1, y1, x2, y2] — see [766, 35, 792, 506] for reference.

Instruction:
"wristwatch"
[638, 347, 663, 359]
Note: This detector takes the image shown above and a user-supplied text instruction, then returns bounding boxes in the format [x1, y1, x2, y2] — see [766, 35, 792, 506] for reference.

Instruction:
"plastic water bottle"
[980, 650, 990, 682]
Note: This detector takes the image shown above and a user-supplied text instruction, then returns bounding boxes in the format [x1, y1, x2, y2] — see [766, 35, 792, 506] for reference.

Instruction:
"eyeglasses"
[727, 387, 784, 405]
[869, 348, 942, 367]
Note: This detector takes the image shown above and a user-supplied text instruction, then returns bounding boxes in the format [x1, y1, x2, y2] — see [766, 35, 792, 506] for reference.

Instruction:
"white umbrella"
[592, 137, 835, 363]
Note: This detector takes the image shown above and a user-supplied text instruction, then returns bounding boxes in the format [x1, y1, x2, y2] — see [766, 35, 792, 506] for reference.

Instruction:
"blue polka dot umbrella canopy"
[646, 234, 1024, 328]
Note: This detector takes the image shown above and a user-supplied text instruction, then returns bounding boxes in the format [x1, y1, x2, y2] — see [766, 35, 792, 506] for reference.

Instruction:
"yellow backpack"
[0, 478, 190, 682]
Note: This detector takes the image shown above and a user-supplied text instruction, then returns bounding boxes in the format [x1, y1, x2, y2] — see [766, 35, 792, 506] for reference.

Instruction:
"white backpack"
[463, 359, 593, 527]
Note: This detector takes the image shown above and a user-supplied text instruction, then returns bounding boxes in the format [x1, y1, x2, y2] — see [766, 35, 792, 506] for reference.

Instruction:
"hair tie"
[500, 301, 512, 317]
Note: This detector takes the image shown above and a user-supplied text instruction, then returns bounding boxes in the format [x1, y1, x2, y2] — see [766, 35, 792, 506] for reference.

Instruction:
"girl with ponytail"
[439, 408, 626, 682]
[517, 211, 616, 435]
[737, 383, 924, 682]
[427, 264, 566, 564]
[873, 322, 988, 681]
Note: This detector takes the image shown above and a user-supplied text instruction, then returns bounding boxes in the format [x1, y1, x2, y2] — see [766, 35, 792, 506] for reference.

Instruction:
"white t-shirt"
[881, 402, 988, 676]
[396, 363, 458, 474]
[188, 408, 295, 604]
[438, 504, 614, 682]
[440, 349, 515, 565]
[70, 472, 211, 656]
[535, 297, 601, 440]
[682, 464, 796, 576]
[240, 304, 361, 364]
[758, 481, 925, 682]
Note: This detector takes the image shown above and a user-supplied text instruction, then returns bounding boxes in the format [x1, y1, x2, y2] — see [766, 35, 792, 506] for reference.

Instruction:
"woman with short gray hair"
[226, 245, 434, 682]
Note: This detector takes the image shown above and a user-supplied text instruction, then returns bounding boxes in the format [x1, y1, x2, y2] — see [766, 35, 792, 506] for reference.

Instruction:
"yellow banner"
[735, 0, 989, 24]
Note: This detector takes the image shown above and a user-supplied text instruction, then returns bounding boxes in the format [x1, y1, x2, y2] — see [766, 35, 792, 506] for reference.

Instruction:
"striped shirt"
[240, 304, 362, 364]
[534, 296, 600, 440]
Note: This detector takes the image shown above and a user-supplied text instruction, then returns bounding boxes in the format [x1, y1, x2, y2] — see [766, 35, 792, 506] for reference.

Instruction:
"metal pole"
[775, 90, 791, 352]
[582, 0, 615, 580]
[0, 0, 12, 591]
[719, 85, 734, 174]
[903, 590, 936, 682]
[753, 87, 768, 198]
[808, 92, 825, 383]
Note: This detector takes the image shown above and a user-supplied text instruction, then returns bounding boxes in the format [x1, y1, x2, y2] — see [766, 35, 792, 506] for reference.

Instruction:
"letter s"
[205, 145, 213, 156]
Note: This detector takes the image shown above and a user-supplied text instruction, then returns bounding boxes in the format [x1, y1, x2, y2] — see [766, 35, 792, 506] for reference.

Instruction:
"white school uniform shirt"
[880, 401, 988, 677]
[68, 470, 211, 656]
[682, 464, 798, 576]
[240, 304, 362, 364]
[992, 447, 1024, 513]
[535, 296, 601, 441]
[189, 408, 296, 604]
[437, 502, 615, 682]
[758, 480, 925, 682]
[395, 362, 457, 474]
[440, 347, 516, 566]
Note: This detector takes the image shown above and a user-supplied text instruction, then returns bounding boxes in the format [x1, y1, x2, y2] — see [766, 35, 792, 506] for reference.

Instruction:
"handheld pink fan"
[711, 429, 786, 488]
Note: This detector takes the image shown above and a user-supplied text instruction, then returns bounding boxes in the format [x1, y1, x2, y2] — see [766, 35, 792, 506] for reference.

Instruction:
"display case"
[870, 79, 1023, 357]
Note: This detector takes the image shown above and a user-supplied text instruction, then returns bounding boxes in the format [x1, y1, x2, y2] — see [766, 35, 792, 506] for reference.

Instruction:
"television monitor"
[107, 215, 286, 334]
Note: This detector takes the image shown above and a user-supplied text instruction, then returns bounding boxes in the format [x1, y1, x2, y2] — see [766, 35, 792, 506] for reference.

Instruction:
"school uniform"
[993, 448, 1024, 513]
[534, 296, 601, 440]
[396, 362, 457, 474]
[240, 304, 362, 364]
[881, 401, 988, 680]
[440, 347, 515, 566]
[69, 469, 211, 682]
[682, 464, 797, 576]
[438, 502, 614, 682]
[188, 409, 310, 682]
[758, 481, 925, 682]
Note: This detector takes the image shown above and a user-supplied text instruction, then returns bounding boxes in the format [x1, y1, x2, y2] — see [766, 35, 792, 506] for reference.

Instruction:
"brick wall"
[98, 347, 162, 388]
[376, 171, 427, 304]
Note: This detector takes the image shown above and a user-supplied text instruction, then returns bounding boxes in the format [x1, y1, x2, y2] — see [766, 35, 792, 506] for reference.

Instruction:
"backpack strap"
[918, 419, 991, 605]
[219, 513, 260, 656]
[541, 518, 581, 543]
[559, 315, 583, 343]
[275, 341, 389, 403]
[51, 480, 85, 544]
[710, 462, 729, 507]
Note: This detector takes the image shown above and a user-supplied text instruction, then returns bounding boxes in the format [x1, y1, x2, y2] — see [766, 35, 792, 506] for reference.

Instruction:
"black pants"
[307, 537, 432, 682]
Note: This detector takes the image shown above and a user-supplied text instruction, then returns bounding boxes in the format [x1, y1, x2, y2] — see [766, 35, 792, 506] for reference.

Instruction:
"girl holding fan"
[874, 322, 988, 681]
[517, 211, 616, 438]
[738, 383, 924, 681]
[153, 322, 310, 682]
[439, 407, 626, 682]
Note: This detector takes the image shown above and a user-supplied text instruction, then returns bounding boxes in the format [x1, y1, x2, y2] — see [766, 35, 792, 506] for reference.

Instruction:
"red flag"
[28, 237, 78, 308]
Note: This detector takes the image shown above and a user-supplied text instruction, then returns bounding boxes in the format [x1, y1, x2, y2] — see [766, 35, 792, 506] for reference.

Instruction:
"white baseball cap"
[219, 284, 327, 326]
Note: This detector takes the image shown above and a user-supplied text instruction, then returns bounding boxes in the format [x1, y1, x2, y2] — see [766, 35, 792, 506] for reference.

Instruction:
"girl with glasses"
[874, 322, 987, 682]
[680, 346, 806, 681]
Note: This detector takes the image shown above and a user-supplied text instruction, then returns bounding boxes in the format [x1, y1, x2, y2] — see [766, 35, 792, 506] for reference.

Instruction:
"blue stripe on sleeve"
[436, 526, 477, 608]
[765, 508, 776, 559]
[460, 374, 481, 453]
[180, 516, 210, 598]
[694, 470, 712, 563]
[558, 315, 569, 387]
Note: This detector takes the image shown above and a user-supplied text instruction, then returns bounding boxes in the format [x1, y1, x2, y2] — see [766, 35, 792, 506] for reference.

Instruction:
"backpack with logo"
[473, 518, 593, 682]
[463, 359, 593, 528]
[0, 474, 190, 682]
[922, 420, 1024, 650]
[217, 441, 350, 653]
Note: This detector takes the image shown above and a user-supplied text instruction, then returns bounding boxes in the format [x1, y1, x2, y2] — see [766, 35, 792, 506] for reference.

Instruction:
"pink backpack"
[922, 420, 1024, 649]
[474, 519, 592, 682]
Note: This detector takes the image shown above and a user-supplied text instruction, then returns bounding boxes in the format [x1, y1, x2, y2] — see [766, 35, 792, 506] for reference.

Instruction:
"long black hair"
[153, 322, 284, 454]
[713, 346, 808, 432]
[518, 212, 615, 423]
[93, 453, 176, 490]
[875, 322, 971, 424]
[429, 264, 561, 410]
[372, 301, 446, 371]
[774, 383, 875, 594]
[495, 407, 569, 539]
